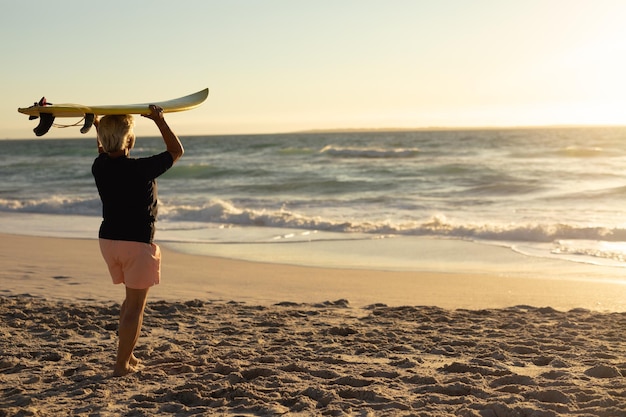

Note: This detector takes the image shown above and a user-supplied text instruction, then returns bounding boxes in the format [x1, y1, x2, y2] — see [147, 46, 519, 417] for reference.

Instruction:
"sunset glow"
[1, 1, 626, 138]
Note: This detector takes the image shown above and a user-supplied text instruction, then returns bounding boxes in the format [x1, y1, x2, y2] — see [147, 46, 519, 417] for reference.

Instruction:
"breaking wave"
[3, 197, 626, 245]
[159, 200, 626, 244]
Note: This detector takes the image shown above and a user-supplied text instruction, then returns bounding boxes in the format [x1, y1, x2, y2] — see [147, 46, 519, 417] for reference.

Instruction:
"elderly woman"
[92, 105, 183, 376]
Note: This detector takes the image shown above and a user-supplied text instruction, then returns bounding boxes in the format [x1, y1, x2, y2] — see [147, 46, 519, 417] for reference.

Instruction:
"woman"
[92, 105, 183, 376]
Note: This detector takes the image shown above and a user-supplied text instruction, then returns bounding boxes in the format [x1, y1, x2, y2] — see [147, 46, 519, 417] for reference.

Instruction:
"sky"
[2, 0, 626, 139]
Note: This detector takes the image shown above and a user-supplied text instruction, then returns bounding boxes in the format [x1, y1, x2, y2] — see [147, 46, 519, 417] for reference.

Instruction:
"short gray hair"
[97, 115, 135, 153]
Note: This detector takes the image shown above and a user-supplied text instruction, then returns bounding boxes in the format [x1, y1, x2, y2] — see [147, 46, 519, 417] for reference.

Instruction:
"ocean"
[2, 127, 626, 272]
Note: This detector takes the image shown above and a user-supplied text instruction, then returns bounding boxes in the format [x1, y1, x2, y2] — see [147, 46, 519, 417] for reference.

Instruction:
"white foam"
[5, 196, 626, 247]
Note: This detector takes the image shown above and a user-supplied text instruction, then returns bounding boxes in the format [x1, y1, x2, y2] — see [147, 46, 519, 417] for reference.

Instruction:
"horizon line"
[3, 123, 626, 140]
[292, 123, 626, 134]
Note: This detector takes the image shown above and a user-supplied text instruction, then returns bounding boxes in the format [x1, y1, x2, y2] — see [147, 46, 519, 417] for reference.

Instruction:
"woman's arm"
[143, 105, 184, 163]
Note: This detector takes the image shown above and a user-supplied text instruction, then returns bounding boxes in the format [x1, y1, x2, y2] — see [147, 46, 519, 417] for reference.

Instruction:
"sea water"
[2, 127, 626, 272]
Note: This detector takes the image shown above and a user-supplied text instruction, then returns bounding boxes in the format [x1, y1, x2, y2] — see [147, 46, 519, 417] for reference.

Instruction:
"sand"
[2, 233, 626, 416]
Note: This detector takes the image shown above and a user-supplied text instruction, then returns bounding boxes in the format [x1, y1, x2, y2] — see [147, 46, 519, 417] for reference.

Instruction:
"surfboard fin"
[34, 113, 55, 136]
[80, 113, 95, 134]
[28, 97, 52, 120]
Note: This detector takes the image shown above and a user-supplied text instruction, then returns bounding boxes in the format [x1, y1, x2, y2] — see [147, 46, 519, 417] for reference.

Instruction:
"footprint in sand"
[52, 275, 80, 285]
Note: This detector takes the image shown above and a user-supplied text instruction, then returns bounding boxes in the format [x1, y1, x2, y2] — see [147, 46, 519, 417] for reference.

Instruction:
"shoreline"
[1, 233, 626, 311]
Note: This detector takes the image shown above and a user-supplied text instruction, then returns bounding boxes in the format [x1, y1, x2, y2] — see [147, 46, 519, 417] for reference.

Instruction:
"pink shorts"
[99, 239, 161, 289]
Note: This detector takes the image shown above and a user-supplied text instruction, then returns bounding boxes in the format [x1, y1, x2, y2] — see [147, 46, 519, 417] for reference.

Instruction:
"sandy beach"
[2, 233, 626, 416]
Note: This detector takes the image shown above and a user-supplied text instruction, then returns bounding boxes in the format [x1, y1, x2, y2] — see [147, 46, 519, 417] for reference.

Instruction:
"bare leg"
[118, 300, 140, 367]
[114, 287, 149, 376]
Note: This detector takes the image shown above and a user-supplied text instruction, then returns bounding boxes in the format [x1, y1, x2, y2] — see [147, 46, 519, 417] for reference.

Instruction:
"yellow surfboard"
[18, 88, 209, 136]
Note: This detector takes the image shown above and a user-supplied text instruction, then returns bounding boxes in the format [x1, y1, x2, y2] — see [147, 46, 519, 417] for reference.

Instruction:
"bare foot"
[129, 354, 140, 367]
[113, 354, 141, 376]
[113, 363, 134, 377]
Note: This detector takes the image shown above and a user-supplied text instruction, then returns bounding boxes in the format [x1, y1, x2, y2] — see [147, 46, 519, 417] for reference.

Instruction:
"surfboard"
[18, 88, 209, 136]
